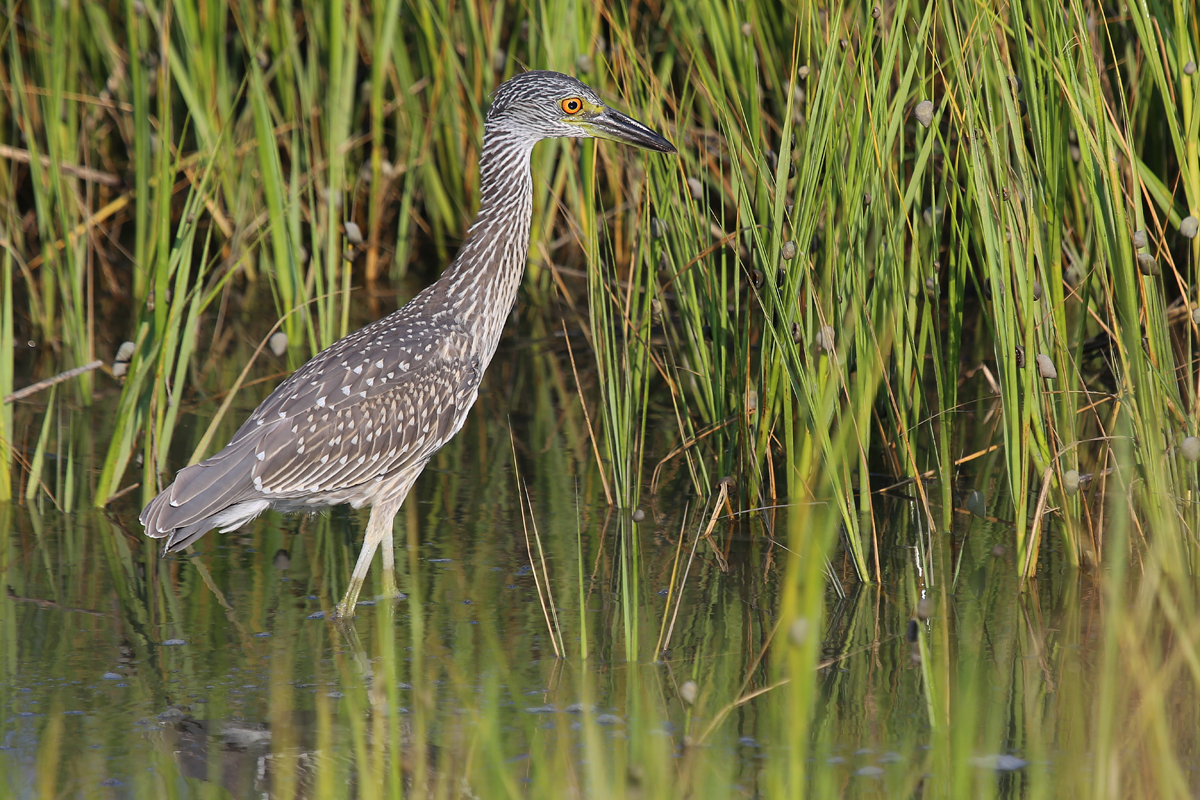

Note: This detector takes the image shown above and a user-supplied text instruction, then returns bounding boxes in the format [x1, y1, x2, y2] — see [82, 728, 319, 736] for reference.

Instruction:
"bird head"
[487, 70, 676, 154]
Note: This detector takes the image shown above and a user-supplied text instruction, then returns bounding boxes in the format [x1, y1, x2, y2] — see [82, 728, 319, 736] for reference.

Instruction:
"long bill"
[588, 107, 677, 153]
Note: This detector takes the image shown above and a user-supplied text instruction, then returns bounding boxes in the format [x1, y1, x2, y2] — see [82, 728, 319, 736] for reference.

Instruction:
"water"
[2, 496, 783, 795]
[1, 345, 1196, 798]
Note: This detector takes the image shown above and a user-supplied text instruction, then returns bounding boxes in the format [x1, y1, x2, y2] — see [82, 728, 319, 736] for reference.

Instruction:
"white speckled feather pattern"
[139, 70, 675, 567]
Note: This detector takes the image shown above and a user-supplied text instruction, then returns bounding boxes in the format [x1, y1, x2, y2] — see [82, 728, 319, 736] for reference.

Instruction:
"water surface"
[1, 343, 1192, 799]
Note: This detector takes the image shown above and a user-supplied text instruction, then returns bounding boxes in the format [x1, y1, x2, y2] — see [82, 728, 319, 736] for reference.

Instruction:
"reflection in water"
[149, 611, 415, 798]
[2, 403, 1199, 797]
[158, 714, 279, 796]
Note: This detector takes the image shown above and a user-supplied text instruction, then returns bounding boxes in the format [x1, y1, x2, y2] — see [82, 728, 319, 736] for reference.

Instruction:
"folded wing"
[141, 312, 480, 551]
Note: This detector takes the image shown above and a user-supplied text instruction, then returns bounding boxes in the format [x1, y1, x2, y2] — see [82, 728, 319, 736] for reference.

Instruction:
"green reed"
[0, 250, 12, 501]
[2, 0, 1200, 796]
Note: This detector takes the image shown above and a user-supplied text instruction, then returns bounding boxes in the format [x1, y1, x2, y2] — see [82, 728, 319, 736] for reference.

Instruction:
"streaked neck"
[442, 126, 536, 351]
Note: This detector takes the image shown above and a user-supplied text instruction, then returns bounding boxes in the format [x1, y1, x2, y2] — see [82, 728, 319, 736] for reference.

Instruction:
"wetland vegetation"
[2, 0, 1199, 796]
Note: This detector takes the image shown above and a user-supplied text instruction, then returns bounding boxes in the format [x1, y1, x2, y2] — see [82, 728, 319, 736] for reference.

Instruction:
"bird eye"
[561, 97, 584, 114]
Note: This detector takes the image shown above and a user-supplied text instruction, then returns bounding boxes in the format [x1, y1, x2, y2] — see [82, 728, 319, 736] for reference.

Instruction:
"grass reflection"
[3, 473, 1197, 796]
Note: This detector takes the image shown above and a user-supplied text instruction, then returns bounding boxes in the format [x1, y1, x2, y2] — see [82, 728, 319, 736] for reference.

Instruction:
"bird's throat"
[440, 128, 537, 359]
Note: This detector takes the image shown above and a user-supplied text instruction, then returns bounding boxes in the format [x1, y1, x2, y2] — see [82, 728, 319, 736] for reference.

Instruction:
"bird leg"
[332, 495, 403, 619]
[381, 525, 397, 597]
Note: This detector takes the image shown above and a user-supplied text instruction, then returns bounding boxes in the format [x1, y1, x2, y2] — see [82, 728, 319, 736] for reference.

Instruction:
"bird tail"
[140, 437, 267, 552]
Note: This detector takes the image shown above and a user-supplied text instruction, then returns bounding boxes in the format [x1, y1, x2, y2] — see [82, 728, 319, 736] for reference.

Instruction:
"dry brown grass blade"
[508, 425, 564, 658]
[649, 415, 739, 495]
[4, 360, 104, 404]
[562, 320, 613, 506]
[0, 144, 122, 186]
[658, 480, 728, 656]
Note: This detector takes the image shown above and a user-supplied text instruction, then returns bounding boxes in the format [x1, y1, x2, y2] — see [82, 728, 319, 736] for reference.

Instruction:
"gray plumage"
[141, 70, 675, 618]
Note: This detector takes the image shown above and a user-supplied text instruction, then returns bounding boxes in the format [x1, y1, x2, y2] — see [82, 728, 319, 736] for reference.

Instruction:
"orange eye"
[561, 97, 584, 114]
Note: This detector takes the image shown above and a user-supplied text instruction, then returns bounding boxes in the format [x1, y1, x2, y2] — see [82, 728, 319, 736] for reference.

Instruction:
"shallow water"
[1, 341, 1196, 799]
[2, 497, 784, 796]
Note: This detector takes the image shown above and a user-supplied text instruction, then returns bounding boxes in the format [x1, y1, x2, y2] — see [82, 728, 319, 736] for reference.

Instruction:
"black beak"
[590, 107, 676, 154]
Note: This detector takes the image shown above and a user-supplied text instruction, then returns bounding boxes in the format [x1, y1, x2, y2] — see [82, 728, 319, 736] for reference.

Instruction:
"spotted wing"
[245, 350, 481, 498]
[141, 310, 479, 549]
[231, 302, 466, 445]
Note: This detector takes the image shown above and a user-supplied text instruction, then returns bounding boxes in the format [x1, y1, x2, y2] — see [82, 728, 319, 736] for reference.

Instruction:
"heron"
[140, 70, 676, 619]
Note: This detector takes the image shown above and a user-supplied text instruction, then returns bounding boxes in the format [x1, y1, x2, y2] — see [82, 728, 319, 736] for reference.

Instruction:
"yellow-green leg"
[332, 493, 404, 619]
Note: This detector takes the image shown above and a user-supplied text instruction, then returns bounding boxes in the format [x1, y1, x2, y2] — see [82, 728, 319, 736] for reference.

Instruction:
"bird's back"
[141, 281, 484, 551]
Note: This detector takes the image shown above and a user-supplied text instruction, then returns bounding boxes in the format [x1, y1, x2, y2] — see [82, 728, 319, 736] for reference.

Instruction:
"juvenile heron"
[141, 70, 675, 618]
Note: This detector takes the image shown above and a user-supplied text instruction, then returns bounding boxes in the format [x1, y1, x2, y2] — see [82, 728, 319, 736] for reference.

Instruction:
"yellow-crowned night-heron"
[140, 70, 675, 618]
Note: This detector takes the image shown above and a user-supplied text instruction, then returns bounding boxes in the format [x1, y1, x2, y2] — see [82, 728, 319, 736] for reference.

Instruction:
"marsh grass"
[2, 0, 1200, 796]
